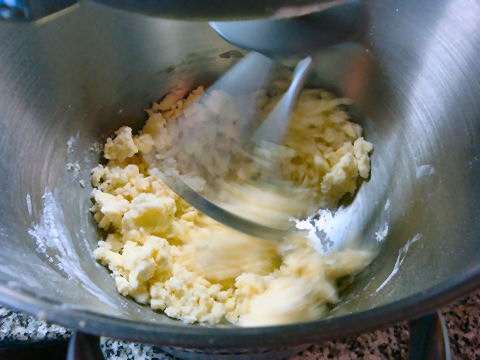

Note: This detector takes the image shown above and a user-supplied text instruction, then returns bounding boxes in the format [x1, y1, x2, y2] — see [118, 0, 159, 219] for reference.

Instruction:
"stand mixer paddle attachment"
[144, 1, 366, 240]
[143, 53, 316, 240]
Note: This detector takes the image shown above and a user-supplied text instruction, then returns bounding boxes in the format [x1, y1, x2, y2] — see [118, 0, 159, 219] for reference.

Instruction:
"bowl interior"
[0, 0, 479, 347]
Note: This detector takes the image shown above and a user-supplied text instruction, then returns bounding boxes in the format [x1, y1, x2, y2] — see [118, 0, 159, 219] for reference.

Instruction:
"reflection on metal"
[67, 331, 104, 360]
[0, 0, 76, 22]
[409, 311, 451, 360]
[210, 1, 364, 56]
[0, 0, 351, 22]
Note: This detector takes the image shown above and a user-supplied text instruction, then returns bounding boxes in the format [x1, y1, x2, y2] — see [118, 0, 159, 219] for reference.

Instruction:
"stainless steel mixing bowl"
[0, 0, 479, 355]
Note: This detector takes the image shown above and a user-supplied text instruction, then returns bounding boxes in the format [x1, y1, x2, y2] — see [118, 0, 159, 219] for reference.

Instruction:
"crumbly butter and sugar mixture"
[91, 86, 373, 326]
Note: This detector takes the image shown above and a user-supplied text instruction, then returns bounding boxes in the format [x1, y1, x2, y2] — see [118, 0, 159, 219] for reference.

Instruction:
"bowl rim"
[0, 263, 479, 349]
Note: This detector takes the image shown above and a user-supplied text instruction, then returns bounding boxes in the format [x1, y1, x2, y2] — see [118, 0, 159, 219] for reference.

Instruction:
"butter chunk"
[122, 193, 176, 235]
[104, 126, 138, 162]
[92, 189, 129, 229]
[134, 133, 155, 154]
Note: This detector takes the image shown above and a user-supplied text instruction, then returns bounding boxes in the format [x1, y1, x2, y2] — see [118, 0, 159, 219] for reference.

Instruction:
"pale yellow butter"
[91, 87, 373, 326]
